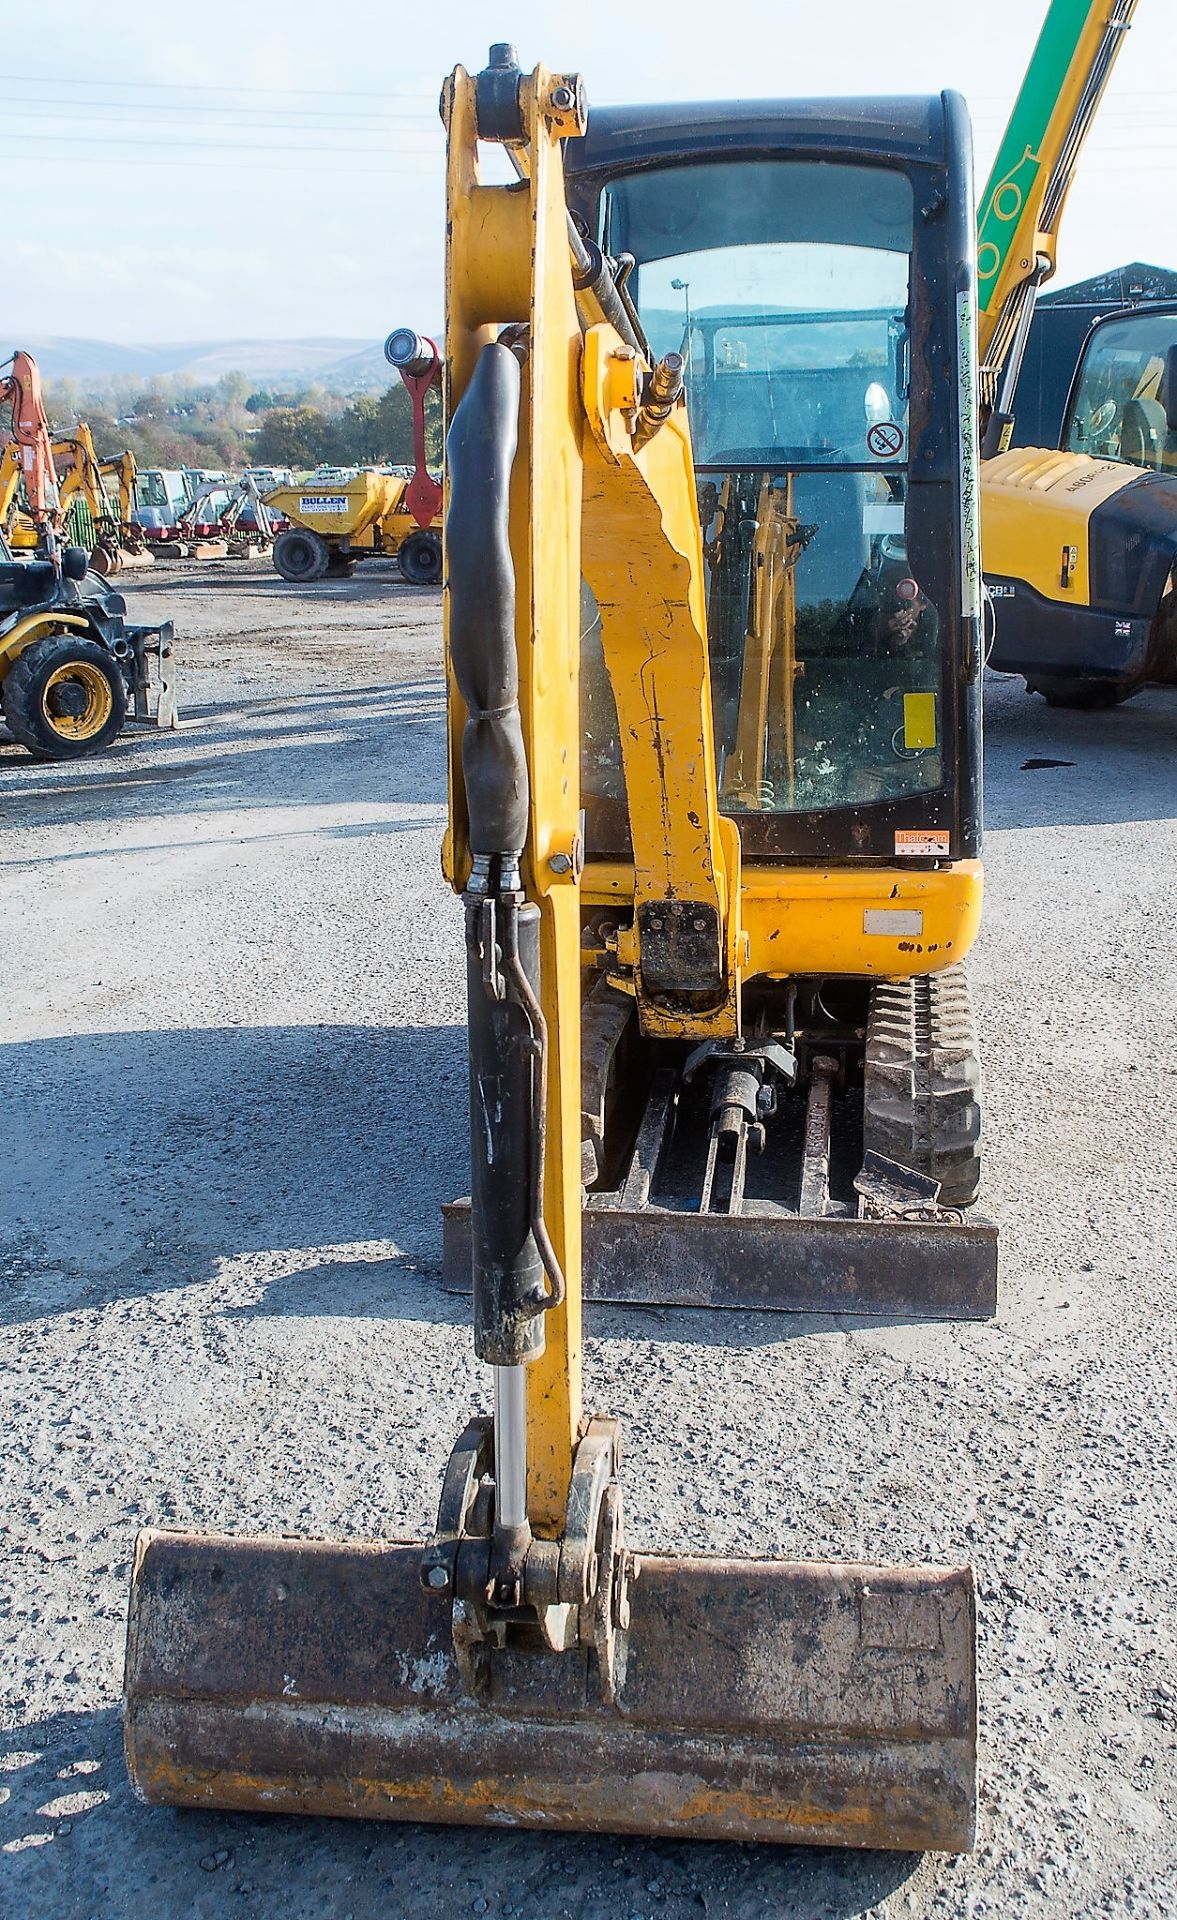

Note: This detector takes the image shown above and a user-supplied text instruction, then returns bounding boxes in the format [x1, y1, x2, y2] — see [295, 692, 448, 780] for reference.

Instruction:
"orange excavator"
[0, 350, 60, 549]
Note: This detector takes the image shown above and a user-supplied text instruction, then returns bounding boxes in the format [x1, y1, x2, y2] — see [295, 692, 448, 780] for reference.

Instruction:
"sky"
[13, 0, 1177, 346]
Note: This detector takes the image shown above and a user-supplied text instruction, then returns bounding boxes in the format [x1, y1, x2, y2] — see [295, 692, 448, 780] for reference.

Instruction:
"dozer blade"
[125, 1528, 976, 1852]
[443, 1198, 999, 1319]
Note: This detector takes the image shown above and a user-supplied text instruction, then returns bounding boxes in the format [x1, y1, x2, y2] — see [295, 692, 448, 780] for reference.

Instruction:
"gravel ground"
[1, 555, 1174, 1919]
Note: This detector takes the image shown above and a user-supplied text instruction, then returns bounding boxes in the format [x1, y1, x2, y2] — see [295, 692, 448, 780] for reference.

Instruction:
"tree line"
[28, 370, 442, 473]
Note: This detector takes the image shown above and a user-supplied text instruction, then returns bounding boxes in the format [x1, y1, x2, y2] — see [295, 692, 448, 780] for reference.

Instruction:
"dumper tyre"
[2, 632, 127, 760]
[398, 530, 442, 586]
[1029, 675, 1136, 709]
[273, 528, 331, 583]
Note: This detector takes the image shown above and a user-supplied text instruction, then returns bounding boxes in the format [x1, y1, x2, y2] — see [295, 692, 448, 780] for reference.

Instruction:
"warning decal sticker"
[866, 421, 905, 459]
[895, 829, 950, 858]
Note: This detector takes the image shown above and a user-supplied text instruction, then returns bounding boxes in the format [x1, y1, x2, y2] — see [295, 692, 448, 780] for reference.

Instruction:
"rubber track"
[863, 966, 982, 1206]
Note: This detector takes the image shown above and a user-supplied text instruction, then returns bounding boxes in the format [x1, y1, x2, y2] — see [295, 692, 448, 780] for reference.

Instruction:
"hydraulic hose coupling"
[384, 328, 438, 381]
[633, 352, 686, 450]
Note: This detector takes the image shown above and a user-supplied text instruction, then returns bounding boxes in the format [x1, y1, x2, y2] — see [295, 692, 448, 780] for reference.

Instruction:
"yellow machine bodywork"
[0, 440, 41, 548]
[584, 860, 982, 981]
[0, 609, 89, 673]
[981, 446, 1138, 605]
[265, 470, 438, 556]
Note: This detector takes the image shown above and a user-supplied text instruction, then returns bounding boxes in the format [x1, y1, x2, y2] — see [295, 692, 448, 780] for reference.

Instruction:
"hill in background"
[20, 336, 397, 392]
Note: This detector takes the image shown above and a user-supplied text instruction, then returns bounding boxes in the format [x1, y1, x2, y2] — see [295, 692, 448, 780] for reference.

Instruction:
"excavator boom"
[978, 0, 1138, 446]
[0, 350, 61, 540]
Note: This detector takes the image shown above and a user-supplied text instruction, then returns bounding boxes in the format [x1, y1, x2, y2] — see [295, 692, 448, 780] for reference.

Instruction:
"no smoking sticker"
[867, 420, 905, 459]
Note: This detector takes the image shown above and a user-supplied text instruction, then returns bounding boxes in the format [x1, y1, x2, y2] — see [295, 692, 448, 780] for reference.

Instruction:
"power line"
[4, 70, 430, 101]
[0, 93, 437, 128]
[0, 151, 439, 178]
[0, 129, 442, 161]
[0, 156, 434, 179]
[0, 112, 438, 145]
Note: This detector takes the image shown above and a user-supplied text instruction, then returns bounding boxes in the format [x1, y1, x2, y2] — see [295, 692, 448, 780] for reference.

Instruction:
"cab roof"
[565, 95, 957, 178]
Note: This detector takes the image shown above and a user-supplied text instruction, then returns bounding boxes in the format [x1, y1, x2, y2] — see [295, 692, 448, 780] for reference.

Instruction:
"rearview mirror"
[62, 545, 89, 582]
[1165, 346, 1177, 433]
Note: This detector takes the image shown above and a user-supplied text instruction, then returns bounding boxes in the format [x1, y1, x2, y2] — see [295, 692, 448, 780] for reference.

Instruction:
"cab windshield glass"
[1064, 310, 1177, 471]
[584, 157, 943, 820]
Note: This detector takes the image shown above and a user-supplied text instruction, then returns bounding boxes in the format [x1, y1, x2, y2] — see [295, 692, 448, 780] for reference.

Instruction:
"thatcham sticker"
[895, 829, 950, 858]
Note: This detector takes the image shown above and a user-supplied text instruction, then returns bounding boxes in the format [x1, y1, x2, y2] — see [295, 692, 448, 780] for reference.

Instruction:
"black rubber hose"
[446, 341, 527, 859]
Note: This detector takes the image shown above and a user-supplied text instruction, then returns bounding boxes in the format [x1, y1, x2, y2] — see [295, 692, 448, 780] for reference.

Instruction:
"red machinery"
[383, 328, 443, 528]
[1, 351, 61, 548]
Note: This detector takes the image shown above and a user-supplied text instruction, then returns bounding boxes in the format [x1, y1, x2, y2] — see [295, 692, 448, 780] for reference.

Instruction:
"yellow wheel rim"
[42, 659, 115, 741]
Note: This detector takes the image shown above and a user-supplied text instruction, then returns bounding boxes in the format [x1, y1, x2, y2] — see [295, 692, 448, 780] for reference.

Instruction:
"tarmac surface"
[2, 555, 1174, 1918]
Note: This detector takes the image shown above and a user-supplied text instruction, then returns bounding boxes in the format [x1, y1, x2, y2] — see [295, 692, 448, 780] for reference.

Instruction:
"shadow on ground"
[1, 1024, 467, 1324]
[0, 680, 447, 843]
[2, 1019, 984, 1350]
[983, 676, 1177, 830]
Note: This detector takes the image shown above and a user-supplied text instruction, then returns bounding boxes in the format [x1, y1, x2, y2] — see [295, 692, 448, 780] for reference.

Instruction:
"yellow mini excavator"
[125, 50, 984, 1853]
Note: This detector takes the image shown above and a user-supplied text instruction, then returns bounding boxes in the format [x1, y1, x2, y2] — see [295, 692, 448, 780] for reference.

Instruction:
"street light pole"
[670, 277, 692, 358]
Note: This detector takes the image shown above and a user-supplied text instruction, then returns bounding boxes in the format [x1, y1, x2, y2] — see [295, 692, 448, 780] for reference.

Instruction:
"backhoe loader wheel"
[272, 528, 331, 583]
[863, 967, 982, 1207]
[398, 530, 443, 586]
[1029, 675, 1136, 710]
[2, 633, 127, 761]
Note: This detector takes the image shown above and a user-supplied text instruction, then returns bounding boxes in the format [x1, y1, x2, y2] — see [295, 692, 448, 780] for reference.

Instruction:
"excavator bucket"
[125, 1529, 976, 1851]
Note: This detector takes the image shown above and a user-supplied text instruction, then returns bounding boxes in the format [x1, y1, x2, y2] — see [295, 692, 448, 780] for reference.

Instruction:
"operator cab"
[567, 96, 981, 865]
[1062, 302, 1177, 472]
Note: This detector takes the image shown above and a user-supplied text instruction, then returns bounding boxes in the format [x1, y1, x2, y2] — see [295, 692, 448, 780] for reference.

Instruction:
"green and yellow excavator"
[978, 0, 1177, 706]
